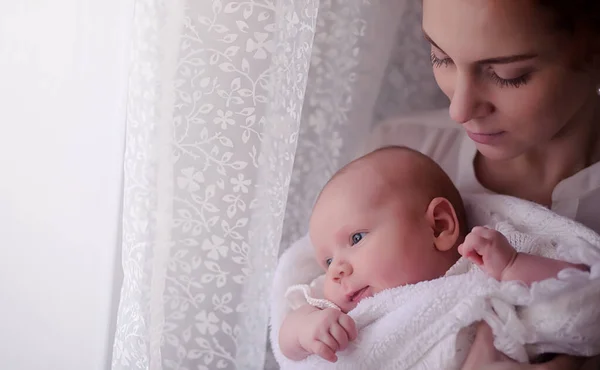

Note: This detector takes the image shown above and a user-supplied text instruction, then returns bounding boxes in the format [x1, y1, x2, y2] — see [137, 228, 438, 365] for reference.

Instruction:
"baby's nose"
[331, 261, 352, 282]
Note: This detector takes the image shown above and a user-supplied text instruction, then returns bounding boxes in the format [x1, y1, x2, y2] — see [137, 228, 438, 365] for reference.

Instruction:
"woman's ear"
[426, 197, 460, 252]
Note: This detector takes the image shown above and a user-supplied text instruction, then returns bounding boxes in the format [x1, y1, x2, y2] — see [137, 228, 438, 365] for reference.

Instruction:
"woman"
[274, 0, 600, 368]
[420, 1, 599, 369]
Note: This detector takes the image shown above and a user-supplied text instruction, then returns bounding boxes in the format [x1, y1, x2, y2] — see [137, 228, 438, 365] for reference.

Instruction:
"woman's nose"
[448, 73, 493, 124]
[330, 260, 353, 282]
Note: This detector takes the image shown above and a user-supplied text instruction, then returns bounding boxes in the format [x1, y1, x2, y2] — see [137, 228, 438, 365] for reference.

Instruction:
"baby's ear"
[426, 197, 460, 252]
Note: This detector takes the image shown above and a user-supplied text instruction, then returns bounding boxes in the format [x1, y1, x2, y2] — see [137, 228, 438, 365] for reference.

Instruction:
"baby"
[278, 146, 586, 364]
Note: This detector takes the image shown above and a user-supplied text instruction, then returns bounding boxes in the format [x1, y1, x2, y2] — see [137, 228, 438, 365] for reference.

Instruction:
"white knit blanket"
[270, 194, 600, 370]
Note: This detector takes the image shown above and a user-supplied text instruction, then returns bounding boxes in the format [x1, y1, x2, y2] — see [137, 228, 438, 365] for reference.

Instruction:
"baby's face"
[310, 163, 450, 313]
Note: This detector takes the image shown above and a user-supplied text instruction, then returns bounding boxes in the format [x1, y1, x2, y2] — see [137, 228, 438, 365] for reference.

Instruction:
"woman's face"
[422, 0, 599, 160]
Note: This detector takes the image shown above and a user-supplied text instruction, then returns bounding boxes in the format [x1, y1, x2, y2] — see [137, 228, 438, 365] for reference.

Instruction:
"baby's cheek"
[323, 280, 334, 299]
[323, 280, 342, 304]
[377, 268, 407, 288]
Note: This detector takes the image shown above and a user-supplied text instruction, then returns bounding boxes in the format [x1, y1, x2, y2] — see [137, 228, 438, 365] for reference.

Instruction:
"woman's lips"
[466, 130, 506, 145]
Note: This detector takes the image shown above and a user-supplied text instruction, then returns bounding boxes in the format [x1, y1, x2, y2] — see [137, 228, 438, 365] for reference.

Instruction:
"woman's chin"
[475, 144, 523, 162]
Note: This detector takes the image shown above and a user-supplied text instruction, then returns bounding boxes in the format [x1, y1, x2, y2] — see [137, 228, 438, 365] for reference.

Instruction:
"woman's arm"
[581, 356, 600, 370]
[461, 322, 514, 370]
[531, 355, 585, 370]
[461, 322, 587, 370]
[479, 355, 585, 370]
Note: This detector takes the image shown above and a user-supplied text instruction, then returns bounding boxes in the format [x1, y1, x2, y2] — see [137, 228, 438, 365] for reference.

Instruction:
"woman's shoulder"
[363, 109, 466, 176]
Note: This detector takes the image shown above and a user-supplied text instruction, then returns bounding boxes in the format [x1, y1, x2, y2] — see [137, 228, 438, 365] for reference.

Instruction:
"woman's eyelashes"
[488, 71, 531, 88]
[430, 52, 531, 88]
[430, 52, 452, 68]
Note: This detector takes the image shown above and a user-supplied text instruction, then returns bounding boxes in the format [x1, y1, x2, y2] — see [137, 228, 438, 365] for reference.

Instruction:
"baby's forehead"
[319, 162, 415, 209]
[316, 147, 442, 206]
[310, 151, 433, 242]
[342, 151, 427, 187]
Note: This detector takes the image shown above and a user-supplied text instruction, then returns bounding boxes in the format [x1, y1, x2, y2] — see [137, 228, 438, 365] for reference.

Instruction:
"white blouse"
[364, 109, 600, 234]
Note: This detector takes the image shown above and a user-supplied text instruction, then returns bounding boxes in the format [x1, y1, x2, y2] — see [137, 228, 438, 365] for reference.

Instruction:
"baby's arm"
[501, 252, 587, 285]
[279, 305, 357, 362]
[279, 305, 321, 361]
[459, 226, 587, 285]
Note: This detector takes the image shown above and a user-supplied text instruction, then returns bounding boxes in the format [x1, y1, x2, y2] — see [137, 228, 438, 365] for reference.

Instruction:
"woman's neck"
[476, 99, 600, 207]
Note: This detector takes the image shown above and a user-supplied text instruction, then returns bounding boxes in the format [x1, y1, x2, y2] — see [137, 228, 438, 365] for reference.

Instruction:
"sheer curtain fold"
[112, 0, 320, 369]
[111, 0, 420, 369]
[280, 0, 409, 251]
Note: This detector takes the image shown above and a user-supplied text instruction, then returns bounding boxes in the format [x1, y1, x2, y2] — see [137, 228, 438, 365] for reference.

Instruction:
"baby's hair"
[317, 145, 467, 237]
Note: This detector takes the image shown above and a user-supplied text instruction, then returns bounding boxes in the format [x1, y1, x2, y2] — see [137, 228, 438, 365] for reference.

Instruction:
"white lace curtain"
[110, 1, 444, 369]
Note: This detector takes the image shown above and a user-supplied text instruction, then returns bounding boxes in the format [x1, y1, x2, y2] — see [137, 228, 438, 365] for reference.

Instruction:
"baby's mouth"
[349, 286, 370, 303]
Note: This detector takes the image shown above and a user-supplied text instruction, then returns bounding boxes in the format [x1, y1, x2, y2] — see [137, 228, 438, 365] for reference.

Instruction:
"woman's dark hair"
[537, 0, 600, 34]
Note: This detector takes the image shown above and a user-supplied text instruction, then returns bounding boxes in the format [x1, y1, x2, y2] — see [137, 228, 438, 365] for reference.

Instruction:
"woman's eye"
[351, 232, 367, 245]
[325, 258, 333, 267]
[489, 71, 531, 88]
[430, 52, 452, 68]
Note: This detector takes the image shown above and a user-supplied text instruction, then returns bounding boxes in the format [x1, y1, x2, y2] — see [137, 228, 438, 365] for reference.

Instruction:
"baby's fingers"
[470, 226, 498, 240]
[316, 331, 339, 353]
[457, 242, 469, 256]
[311, 341, 337, 363]
[338, 314, 358, 341]
[458, 242, 484, 265]
[329, 322, 349, 351]
[464, 231, 494, 254]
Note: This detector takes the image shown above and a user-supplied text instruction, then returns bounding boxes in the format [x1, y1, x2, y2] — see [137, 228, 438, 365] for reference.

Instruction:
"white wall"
[0, 1, 133, 369]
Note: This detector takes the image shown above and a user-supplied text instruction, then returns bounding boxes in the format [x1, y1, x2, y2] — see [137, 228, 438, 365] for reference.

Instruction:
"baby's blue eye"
[325, 258, 333, 267]
[351, 232, 366, 245]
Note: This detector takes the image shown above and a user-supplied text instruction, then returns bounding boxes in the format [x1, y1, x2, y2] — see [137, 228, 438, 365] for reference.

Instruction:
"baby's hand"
[458, 226, 518, 281]
[298, 308, 357, 363]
